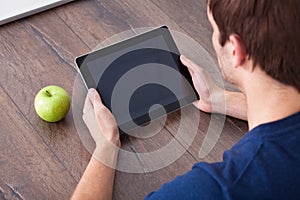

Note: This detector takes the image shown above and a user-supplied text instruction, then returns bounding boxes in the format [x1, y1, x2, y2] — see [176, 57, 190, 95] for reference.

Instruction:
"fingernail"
[88, 88, 95, 99]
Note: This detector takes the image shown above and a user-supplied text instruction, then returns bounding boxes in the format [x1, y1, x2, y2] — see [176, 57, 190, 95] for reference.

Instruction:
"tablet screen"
[76, 26, 198, 133]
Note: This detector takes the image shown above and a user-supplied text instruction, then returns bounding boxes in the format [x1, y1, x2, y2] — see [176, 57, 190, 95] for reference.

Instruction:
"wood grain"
[54, 0, 133, 49]
[0, 86, 76, 199]
[0, 0, 248, 199]
[0, 16, 93, 182]
[150, 0, 214, 53]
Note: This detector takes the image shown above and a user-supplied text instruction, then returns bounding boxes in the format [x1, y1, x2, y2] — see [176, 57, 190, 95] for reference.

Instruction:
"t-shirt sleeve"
[144, 165, 223, 200]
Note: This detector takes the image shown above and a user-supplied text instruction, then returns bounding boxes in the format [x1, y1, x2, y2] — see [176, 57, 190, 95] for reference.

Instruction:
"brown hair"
[208, 0, 300, 92]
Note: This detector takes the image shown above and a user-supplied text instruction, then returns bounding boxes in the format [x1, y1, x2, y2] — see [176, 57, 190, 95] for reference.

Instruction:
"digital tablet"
[76, 26, 198, 133]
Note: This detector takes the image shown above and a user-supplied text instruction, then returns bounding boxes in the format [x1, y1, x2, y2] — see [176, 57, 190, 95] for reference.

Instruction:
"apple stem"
[46, 90, 52, 97]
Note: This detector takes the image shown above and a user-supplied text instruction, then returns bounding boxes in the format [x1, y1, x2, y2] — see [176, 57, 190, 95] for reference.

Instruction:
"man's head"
[207, 0, 300, 92]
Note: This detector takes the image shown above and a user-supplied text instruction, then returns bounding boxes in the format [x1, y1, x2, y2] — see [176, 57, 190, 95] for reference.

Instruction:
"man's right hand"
[180, 55, 248, 121]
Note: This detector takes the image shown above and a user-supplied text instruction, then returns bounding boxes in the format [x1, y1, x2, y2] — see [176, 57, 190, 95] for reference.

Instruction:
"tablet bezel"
[76, 26, 199, 133]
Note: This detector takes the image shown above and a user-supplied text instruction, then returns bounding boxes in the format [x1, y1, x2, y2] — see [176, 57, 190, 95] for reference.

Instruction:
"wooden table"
[0, 0, 248, 199]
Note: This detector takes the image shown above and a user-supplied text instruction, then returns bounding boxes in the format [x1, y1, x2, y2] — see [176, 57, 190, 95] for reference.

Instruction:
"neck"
[241, 70, 300, 130]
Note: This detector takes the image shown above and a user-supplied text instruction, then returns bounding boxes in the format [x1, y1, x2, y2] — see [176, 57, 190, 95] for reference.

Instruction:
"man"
[72, 0, 300, 199]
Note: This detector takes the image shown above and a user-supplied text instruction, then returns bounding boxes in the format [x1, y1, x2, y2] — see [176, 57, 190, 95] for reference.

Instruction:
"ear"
[229, 34, 247, 68]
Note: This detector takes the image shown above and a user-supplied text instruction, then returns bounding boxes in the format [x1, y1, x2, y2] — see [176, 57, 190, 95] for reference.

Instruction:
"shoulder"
[145, 113, 300, 200]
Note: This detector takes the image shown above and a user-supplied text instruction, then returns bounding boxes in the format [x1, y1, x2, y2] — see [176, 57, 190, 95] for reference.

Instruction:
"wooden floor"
[0, 0, 248, 199]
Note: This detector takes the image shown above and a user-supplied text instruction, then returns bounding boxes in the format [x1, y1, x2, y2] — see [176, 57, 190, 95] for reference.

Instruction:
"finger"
[193, 101, 199, 107]
[93, 100, 119, 140]
[180, 55, 199, 71]
[181, 56, 195, 76]
[83, 89, 94, 115]
[92, 89, 111, 120]
[181, 55, 209, 82]
[94, 99, 116, 124]
[187, 67, 194, 76]
[92, 89, 116, 122]
[92, 88, 104, 105]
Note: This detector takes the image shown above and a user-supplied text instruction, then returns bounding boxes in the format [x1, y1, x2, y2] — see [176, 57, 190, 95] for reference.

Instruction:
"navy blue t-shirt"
[145, 112, 300, 199]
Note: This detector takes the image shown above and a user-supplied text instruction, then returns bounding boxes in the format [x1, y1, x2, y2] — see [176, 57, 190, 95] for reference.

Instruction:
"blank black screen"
[78, 28, 197, 132]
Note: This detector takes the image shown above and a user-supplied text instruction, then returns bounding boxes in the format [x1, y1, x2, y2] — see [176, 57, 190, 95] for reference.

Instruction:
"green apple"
[34, 85, 70, 122]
